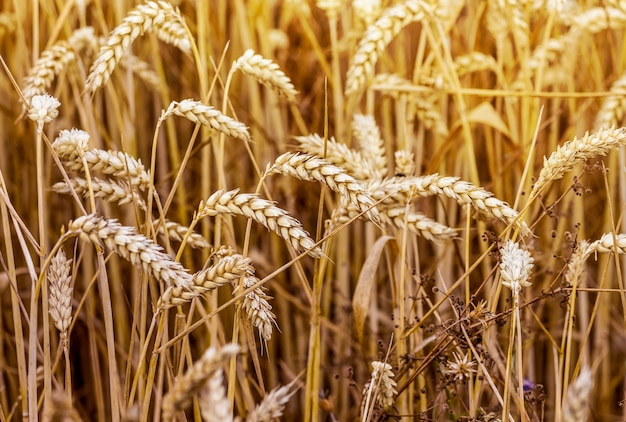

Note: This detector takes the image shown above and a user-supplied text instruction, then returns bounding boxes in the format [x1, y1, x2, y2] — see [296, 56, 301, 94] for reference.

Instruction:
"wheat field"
[2, 0, 626, 420]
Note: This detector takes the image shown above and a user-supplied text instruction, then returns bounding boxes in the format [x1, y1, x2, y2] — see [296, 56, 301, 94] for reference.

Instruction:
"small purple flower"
[523, 378, 535, 392]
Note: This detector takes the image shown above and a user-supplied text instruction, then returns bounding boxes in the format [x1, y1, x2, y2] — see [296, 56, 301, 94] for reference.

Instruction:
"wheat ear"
[67, 214, 193, 289]
[153, 219, 211, 250]
[352, 114, 387, 179]
[530, 127, 626, 198]
[233, 49, 298, 102]
[295, 134, 375, 180]
[161, 343, 240, 419]
[157, 253, 253, 310]
[361, 361, 398, 414]
[589, 233, 626, 254]
[381, 208, 456, 241]
[163, 99, 250, 142]
[198, 370, 233, 422]
[51, 177, 146, 208]
[246, 378, 300, 422]
[198, 188, 322, 258]
[345, 0, 433, 95]
[84, 0, 191, 93]
[22, 27, 97, 104]
[52, 129, 151, 189]
[47, 249, 73, 342]
[267, 152, 381, 224]
[595, 72, 626, 129]
[562, 368, 593, 422]
[236, 275, 277, 343]
[368, 175, 528, 235]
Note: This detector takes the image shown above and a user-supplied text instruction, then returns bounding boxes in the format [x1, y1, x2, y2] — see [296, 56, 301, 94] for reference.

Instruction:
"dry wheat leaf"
[353, 235, 395, 342]
[451, 101, 511, 139]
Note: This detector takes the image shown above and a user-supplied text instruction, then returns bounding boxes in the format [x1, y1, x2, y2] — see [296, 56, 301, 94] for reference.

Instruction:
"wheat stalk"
[197, 188, 322, 258]
[84, 0, 191, 93]
[267, 152, 381, 224]
[157, 253, 253, 310]
[163, 99, 251, 142]
[233, 49, 298, 102]
[530, 127, 626, 199]
[345, 0, 433, 95]
[295, 134, 375, 180]
[67, 214, 193, 289]
[161, 343, 240, 419]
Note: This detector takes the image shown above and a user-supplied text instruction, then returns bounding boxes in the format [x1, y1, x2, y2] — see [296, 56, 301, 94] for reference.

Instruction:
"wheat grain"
[161, 343, 240, 419]
[198, 370, 233, 422]
[157, 253, 253, 309]
[51, 177, 146, 208]
[352, 114, 387, 178]
[47, 249, 73, 340]
[562, 368, 593, 422]
[198, 188, 322, 258]
[295, 134, 375, 180]
[345, 0, 433, 95]
[84, 0, 191, 93]
[267, 152, 381, 224]
[163, 99, 250, 142]
[531, 127, 626, 198]
[247, 378, 300, 422]
[233, 49, 298, 102]
[453, 52, 498, 76]
[236, 275, 277, 343]
[595, 72, 626, 129]
[68, 214, 193, 289]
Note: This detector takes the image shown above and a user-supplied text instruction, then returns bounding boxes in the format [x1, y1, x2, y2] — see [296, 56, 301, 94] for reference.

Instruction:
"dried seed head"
[499, 240, 534, 293]
[28, 94, 60, 128]
[162, 343, 240, 419]
[47, 249, 73, 340]
[233, 49, 298, 102]
[68, 214, 193, 289]
[363, 361, 397, 410]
